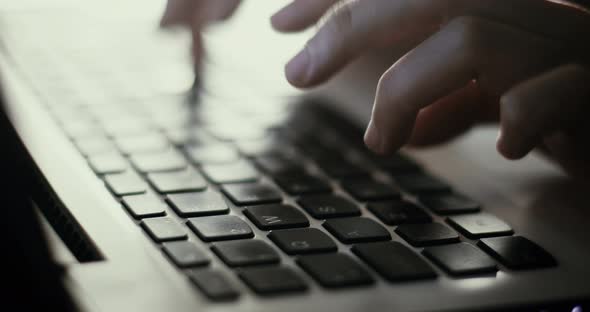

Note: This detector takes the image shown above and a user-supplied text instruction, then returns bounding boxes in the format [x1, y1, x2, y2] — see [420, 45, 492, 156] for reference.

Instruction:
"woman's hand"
[163, 0, 590, 179]
[277, 0, 590, 179]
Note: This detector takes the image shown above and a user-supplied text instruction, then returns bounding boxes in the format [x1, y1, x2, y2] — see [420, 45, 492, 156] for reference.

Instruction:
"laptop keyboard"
[63, 100, 556, 300]
[3, 16, 558, 302]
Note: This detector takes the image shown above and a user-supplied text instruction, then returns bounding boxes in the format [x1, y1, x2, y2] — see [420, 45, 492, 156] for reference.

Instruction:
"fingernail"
[285, 48, 310, 86]
[364, 119, 382, 153]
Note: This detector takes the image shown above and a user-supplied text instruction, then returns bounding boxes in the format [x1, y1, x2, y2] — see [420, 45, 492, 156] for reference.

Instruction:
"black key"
[341, 179, 400, 201]
[244, 204, 309, 230]
[370, 154, 421, 173]
[167, 191, 229, 217]
[394, 173, 451, 194]
[297, 253, 373, 288]
[238, 267, 308, 295]
[121, 192, 166, 219]
[162, 241, 210, 267]
[130, 150, 187, 173]
[420, 194, 480, 215]
[274, 174, 331, 195]
[297, 195, 360, 219]
[323, 217, 391, 243]
[255, 153, 304, 175]
[185, 144, 240, 165]
[368, 201, 432, 225]
[447, 213, 513, 239]
[395, 223, 460, 247]
[221, 183, 282, 206]
[316, 158, 369, 178]
[201, 161, 259, 184]
[212, 240, 280, 267]
[187, 215, 253, 242]
[88, 153, 127, 174]
[187, 269, 239, 301]
[269, 228, 337, 255]
[423, 243, 497, 276]
[140, 217, 187, 242]
[104, 172, 147, 196]
[352, 242, 437, 282]
[148, 169, 207, 193]
[478, 236, 557, 270]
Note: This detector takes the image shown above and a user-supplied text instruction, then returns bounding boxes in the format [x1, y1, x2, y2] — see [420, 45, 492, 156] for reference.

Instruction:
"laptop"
[1, 1, 589, 311]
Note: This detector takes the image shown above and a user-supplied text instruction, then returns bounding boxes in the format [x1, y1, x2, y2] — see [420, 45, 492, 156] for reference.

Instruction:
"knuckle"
[445, 16, 488, 58]
[561, 63, 589, 78]
[329, 2, 354, 37]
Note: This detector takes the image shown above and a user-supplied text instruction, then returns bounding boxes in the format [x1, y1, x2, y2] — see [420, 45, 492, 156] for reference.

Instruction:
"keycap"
[140, 217, 187, 242]
[274, 174, 331, 195]
[201, 161, 259, 184]
[316, 158, 369, 178]
[341, 179, 400, 201]
[235, 139, 286, 157]
[221, 183, 282, 206]
[393, 173, 451, 194]
[368, 201, 432, 225]
[478, 236, 556, 270]
[185, 144, 240, 164]
[255, 153, 304, 175]
[88, 153, 127, 174]
[121, 192, 166, 219]
[238, 267, 308, 295]
[187, 269, 240, 301]
[297, 195, 360, 219]
[323, 217, 391, 244]
[244, 204, 309, 230]
[352, 242, 437, 282]
[395, 223, 460, 247]
[207, 125, 266, 141]
[74, 136, 115, 156]
[447, 213, 513, 239]
[130, 150, 187, 173]
[167, 129, 217, 147]
[104, 172, 147, 196]
[423, 243, 497, 276]
[162, 241, 210, 267]
[114, 133, 169, 155]
[102, 118, 152, 137]
[420, 194, 480, 215]
[269, 228, 337, 255]
[369, 154, 421, 173]
[212, 240, 280, 267]
[297, 253, 373, 288]
[187, 215, 253, 241]
[148, 169, 207, 193]
[167, 191, 229, 217]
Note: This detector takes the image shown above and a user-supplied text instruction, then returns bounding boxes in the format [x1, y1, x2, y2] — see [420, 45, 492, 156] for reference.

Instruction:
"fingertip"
[285, 48, 311, 87]
[496, 132, 529, 160]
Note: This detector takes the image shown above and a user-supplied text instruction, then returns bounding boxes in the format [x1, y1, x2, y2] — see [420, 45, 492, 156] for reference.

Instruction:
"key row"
[172, 236, 556, 300]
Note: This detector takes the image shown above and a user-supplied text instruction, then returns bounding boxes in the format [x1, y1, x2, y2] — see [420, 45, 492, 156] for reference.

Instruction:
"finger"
[497, 64, 590, 159]
[408, 82, 494, 146]
[161, 0, 197, 27]
[271, 0, 340, 32]
[285, 0, 448, 87]
[285, 0, 590, 88]
[364, 16, 561, 154]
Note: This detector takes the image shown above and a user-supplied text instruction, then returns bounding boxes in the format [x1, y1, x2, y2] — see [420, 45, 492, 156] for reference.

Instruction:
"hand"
[275, 0, 590, 179]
